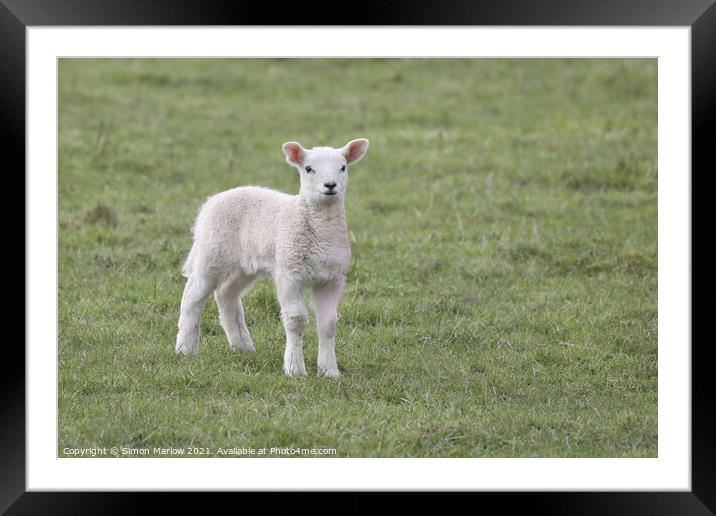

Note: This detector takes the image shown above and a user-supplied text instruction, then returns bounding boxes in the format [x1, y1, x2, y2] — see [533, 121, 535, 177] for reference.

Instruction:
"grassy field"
[58, 58, 657, 457]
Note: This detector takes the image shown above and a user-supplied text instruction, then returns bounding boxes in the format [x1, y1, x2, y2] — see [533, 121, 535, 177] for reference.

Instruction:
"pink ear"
[282, 142, 305, 165]
[343, 138, 369, 164]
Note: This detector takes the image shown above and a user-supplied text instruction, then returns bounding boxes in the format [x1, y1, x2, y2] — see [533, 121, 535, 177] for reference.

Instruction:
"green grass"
[58, 58, 657, 457]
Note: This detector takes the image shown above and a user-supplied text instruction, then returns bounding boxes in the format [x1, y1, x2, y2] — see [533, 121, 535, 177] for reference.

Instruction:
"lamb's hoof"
[175, 332, 199, 356]
[231, 339, 256, 353]
[283, 359, 307, 378]
[318, 366, 342, 379]
[175, 343, 199, 356]
[284, 368, 307, 377]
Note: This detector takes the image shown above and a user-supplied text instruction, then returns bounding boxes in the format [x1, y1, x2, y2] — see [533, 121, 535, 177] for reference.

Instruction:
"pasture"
[58, 58, 657, 457]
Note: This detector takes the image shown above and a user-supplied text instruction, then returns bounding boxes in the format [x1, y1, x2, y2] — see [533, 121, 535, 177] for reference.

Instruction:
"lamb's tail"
[181, 246, 196, 278]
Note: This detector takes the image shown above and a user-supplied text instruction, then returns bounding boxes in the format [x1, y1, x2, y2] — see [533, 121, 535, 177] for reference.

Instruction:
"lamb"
[175, 138, 369, 378]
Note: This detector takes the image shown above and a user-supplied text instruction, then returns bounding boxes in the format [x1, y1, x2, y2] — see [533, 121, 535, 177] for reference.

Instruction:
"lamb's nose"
[324, 182, 337, 190]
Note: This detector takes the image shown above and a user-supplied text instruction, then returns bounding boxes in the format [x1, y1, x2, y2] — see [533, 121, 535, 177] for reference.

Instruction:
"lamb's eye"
[339, 165, 346, 173]
[305, 166, 314, 173]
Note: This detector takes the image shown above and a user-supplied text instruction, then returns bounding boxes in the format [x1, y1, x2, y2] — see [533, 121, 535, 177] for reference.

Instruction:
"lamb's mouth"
[322, 191, 338, 196]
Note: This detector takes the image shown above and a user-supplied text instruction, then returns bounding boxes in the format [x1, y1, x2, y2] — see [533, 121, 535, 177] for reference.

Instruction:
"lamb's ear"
[282, 141, 306, 166]
[340, 138, 369, 165]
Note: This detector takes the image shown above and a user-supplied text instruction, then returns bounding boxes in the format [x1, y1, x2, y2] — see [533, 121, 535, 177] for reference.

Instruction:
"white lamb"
[175, 138, 369, 378]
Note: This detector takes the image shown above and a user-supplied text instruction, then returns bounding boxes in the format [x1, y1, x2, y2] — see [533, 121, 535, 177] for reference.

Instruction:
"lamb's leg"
[276, 276, 308, 377]
[176, 273, 215, 355]
[312, 279, 345, 378]
[214, 275, 256, 353]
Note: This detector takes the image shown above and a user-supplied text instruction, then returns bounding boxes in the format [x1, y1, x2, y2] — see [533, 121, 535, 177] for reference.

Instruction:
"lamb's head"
[282, 139, 369, 205]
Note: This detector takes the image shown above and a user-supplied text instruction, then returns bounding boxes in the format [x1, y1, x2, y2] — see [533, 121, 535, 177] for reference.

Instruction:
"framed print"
[9, 0, 713, 512]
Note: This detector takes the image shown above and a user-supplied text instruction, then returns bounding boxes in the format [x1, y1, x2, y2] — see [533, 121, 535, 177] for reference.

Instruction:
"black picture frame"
[7, 0, 712, 513]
